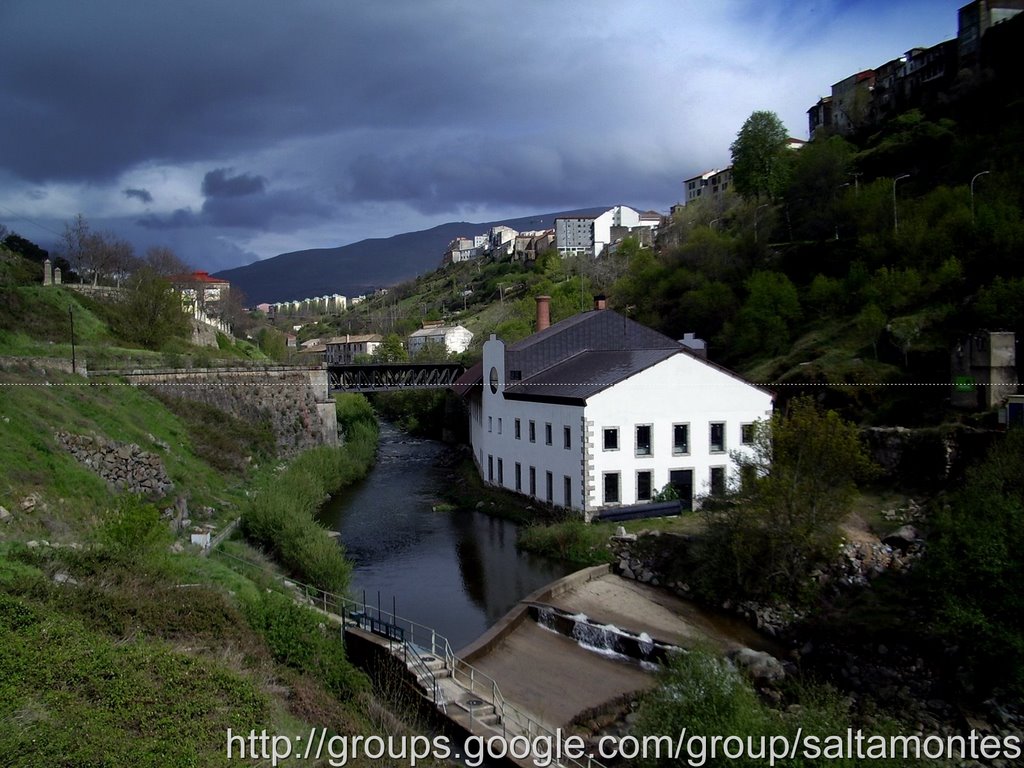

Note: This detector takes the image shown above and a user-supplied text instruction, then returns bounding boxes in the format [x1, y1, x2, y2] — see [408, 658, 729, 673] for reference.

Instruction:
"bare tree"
[144, 245, 191, 277]
[60, 213, 91, 283]
[104, 234, 139, 287]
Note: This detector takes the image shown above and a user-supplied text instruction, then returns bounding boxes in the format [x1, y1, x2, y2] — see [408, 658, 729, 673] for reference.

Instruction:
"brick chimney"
[535, 295, 551, 332]
[594, 294, 607, 311]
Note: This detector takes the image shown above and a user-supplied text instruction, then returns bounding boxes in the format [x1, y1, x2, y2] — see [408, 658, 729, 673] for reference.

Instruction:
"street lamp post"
[971, 170, 990, 223]
[892, 174, 910, 233]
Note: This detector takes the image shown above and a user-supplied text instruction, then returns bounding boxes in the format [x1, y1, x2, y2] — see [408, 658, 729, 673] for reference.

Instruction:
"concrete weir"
[344, 565, 778, 768]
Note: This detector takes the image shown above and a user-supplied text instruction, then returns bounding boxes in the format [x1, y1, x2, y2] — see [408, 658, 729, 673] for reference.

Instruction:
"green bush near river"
[241, 393, 378, 595]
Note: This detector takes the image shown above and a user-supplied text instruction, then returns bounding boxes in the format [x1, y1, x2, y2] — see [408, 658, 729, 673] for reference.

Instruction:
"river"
[319, 423, 574, 650]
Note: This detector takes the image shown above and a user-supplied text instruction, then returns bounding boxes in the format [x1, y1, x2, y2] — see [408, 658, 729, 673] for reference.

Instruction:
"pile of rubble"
[55, 431, 173, 497]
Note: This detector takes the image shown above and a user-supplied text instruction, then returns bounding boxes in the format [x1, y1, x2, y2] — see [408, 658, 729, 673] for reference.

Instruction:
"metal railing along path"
[211, 546, 605, 768]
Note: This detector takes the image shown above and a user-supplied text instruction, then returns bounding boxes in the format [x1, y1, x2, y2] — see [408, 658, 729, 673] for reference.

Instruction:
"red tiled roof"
[170, 271, 230, 284]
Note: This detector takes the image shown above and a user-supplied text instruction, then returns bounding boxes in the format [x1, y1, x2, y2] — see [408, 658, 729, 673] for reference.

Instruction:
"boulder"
[729, 648, 786, 685]
[883, 524, 920, 550]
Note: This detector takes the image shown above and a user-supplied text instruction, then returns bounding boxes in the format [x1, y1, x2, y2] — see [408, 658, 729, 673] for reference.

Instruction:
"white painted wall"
[471, 336, 586, 505]
[586, 354, 773, 512]
[469, 335, 773, 518]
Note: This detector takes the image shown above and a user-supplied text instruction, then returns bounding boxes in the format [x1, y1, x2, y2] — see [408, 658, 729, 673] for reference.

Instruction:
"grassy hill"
[0, 247, 422, 767]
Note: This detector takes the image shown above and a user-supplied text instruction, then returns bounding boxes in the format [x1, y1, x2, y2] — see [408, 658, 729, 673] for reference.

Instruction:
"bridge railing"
[211, 546, 605, 768]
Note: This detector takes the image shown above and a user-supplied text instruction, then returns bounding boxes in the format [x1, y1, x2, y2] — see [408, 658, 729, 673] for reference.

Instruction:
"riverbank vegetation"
[241, 393, 378, 594]
[694, 398, 876, 602]
[634, 649, 906, 768]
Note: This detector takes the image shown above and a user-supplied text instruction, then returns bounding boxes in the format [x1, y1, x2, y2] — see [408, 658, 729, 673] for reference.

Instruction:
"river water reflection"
[319, 423, 574, 650]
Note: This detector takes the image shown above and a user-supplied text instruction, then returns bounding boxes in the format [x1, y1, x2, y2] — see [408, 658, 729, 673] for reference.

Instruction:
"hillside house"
[407, 321, 473, 356]
[554, 206, 657, 258]
[169, 271, 230, 308]
[683, 168, 734, 206]
[324, 334, 383, 364]
[456, 297, 773, 520]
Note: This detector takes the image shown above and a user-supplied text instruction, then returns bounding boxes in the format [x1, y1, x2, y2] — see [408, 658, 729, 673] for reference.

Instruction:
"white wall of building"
[586, 355, 772, 512]
[408, 325, 473, 355]
[470, 337, 586, 506]
[470, 335, 773, 517]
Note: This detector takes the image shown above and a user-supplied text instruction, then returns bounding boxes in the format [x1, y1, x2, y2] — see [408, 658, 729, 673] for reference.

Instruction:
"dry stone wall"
[56, 431, 174, 496]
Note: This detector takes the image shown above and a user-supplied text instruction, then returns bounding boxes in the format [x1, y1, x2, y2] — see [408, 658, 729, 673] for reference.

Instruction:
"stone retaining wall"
[119, 367, 337, 453]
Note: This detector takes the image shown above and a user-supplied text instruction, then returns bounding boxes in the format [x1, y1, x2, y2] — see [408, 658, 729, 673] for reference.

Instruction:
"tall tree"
[113, 267, 190, 348]
[730, 110, 790, 201]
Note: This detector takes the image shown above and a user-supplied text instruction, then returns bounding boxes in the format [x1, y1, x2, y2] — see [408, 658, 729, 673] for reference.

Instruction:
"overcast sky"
[0, 0, 963, 273]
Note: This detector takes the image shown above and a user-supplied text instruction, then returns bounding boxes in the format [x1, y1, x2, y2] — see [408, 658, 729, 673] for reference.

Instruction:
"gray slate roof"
[503, 348, 678, 404]
[502, 310, 684, 404]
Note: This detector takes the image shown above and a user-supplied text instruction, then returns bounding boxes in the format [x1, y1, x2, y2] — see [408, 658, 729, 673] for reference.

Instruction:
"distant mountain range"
[214, 207, 610, 304]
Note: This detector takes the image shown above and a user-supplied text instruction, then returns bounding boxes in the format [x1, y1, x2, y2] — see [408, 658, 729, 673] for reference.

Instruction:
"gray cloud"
[123, 187, 153, 203]
[202, 169, 267, 198]
[0, 0, 966, 270]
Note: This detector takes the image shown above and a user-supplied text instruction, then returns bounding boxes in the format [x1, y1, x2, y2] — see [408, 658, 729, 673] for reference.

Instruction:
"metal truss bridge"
[327, 363, 466, 392]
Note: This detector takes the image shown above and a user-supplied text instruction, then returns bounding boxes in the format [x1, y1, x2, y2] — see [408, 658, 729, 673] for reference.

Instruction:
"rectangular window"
[529, 420, 536, 443]
[497, 458, 503, 485]
[603, 427, 619, 451]
[635, 424, 652, 457]
[514, 418, 521, 440]
[545, 423, 552, 446]
[741, 423, 756, 445]
[497, 418, 502, 435]
[563, 426, 571, 450]
[603, 472, 620, 504]
[564, 476, 572, 507]
[529, 466, 536, 497]
[487, 455, 493, 482]
[488, 416, 492, 433]
[673, 423, 690, 455]
[515, 462, 522, 492]
[710, 466, 726, 496]
[710, 422, 726, 453]
[545, 471, 553, 503]
[637, 471, 652, 501]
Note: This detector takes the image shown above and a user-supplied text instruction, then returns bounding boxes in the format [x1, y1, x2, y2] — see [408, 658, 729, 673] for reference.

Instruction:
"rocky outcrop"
[55, 431, 174, 497]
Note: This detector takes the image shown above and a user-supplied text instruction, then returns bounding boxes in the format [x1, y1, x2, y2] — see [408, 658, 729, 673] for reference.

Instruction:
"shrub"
[241, 430, 378, 594]
[96, 494, 171, 566]
[243, 590, 368, 699]
[517, 520, 613, 566]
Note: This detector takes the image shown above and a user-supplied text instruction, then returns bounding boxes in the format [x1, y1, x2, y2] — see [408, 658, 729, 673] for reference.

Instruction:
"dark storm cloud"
[123, 188, 153, 204]
[1, 0, 968, 270]
[0, 0, 533, 184]
[139, 175, 332, 231]
[202, 169, 266, 199]
[137, 209, 200, 230]
[200, 188, 333, 229]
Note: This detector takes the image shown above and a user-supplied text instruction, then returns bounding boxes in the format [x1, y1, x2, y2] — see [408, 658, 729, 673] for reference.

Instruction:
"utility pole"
[68, 306, 76, 374]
